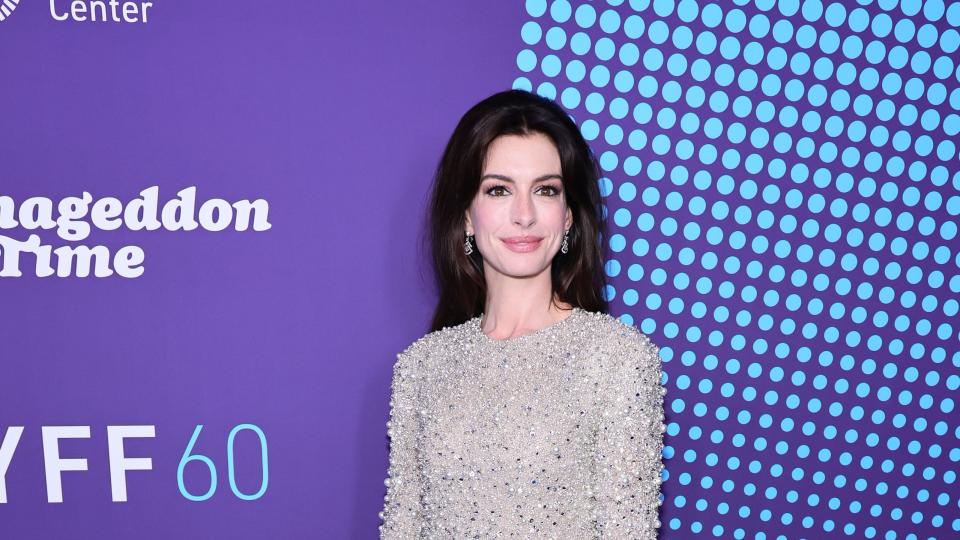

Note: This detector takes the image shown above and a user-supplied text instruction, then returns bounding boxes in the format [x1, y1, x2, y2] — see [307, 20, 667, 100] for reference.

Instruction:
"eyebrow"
[480, 173, 563, 183]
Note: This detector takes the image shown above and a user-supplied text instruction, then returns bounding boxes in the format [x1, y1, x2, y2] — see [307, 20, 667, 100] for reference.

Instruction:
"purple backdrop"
[0, 2, 523, 538]
[4, 1, 960, 539]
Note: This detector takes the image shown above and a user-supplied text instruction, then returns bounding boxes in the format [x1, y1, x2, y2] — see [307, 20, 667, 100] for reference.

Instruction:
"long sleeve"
[378, 350, 426, 538]
[593, 328, 666, 539]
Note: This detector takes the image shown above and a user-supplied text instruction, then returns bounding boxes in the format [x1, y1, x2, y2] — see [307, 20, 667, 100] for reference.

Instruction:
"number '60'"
[176, 424, 268, 502]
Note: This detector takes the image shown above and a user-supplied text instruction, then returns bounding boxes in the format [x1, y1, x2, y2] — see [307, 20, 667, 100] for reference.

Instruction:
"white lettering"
[114, 246, 145, 278]
[124, 186, 161, 231]
[91, 196, 123, 230]
[70, 0, 87, 21]
[57, 191, 93, 241]
[0, 235, 144, 278]
[198, 199, 233, 232]
[88, 0, 105, 20]
[160, 187, 199, 231]
[49, 0, 152, 22]
[0, 427, 25, 504]
[0, 234, 40, 277]
[107, 426, 155, 502]
[48, 0, 69, 20]
[34, 242, 56, 278]
[42, 426, 90, 504]
[121, 1, 137, 22]
[19, 197, 56, 230]
[0, 196, 18, 229]
[53, 244, 114, 277]
[0, 187, 269, 278]
[232, 199, 272, 232]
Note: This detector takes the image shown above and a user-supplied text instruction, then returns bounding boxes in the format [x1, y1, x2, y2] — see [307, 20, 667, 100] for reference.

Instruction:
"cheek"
[471, 202, 506, 231]
[544, 203, 568, 226]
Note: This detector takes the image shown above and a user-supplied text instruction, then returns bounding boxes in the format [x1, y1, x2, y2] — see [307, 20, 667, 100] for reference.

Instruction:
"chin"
[499, 260, 551, 277]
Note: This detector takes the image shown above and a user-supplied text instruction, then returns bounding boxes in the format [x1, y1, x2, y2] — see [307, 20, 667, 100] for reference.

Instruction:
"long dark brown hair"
[423, 89, 609, 332]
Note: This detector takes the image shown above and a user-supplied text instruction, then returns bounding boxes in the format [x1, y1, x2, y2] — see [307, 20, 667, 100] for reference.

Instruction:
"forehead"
[482, 133, 561, 175]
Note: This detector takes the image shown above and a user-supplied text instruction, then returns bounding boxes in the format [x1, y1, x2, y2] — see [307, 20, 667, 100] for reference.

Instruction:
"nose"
[511, 190, 536, 228]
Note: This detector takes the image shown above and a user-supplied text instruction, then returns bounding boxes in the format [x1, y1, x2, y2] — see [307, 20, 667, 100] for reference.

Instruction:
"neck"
[480, 295, 573, 340]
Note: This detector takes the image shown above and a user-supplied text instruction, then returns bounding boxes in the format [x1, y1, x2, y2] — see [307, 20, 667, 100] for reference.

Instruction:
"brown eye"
[485, 185, 509, 197]
[538, 185, 561, 196]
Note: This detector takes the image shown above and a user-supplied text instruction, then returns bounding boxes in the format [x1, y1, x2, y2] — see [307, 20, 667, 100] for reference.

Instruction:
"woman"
[379, 89, 665, 538]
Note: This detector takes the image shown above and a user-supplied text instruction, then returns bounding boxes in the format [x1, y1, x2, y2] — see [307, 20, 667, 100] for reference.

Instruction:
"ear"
[565, 206, 573, 231]
[464, 209, 473, 235]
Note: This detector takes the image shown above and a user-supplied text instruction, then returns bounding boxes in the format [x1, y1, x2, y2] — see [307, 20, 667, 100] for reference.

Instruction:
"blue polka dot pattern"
[519, 1, 960, 538]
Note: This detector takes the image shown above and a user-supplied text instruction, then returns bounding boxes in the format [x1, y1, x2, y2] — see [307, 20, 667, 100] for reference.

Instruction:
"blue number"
[226, 423, 269, 500]
[176, 425, 217, 501]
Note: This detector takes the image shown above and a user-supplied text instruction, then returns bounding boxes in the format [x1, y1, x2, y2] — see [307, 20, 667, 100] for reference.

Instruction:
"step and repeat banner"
[1, 0, 958, 538]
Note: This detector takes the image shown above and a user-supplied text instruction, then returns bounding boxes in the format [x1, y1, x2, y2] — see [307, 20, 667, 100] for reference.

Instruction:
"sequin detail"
[379, 307, 666, 539]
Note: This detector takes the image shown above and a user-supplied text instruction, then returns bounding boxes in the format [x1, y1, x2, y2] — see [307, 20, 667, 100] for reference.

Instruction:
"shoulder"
[579, 310, 663, 381]
[394, 317, 477, 373]
[577, 310, 660, 354]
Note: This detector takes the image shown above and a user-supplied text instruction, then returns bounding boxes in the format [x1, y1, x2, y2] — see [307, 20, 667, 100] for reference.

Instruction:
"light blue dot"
[548, 0, 570, 21]
[526, 0, 547, 17]
[540, 54, 561, 77]
[574, 4, 596, 28]
[560, 87, 581, 109]
[599, 9, 621, 33]
[521, 21, 543, 45]
[512, 77, 532, 91]
[701, 4, 722, 28]
[537, 82, 557, 100]
[545, 27, 567, 50]
[653, 0, 675, 17]
[570, 32, 591, 55]
[517, 49, 537, 72]
[624, 14, 645, 39]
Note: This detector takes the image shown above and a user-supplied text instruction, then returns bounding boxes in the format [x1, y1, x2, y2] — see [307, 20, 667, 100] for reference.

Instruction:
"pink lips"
[501, 236, 543, 253]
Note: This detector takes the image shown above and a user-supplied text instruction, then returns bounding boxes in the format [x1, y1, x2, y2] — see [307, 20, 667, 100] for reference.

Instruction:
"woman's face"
[464, 132, 573, 282]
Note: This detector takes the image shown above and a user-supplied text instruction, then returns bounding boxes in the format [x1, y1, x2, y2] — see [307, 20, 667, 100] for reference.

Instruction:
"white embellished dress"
[378, 307, 666, 539]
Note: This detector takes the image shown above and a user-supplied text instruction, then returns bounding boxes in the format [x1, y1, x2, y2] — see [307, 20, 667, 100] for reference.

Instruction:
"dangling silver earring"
[464, 232, 474, 255]
[560, 229, 570, 254]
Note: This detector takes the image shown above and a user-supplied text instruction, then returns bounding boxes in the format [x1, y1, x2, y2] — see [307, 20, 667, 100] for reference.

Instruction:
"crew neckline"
[475, 307, 581, 345]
